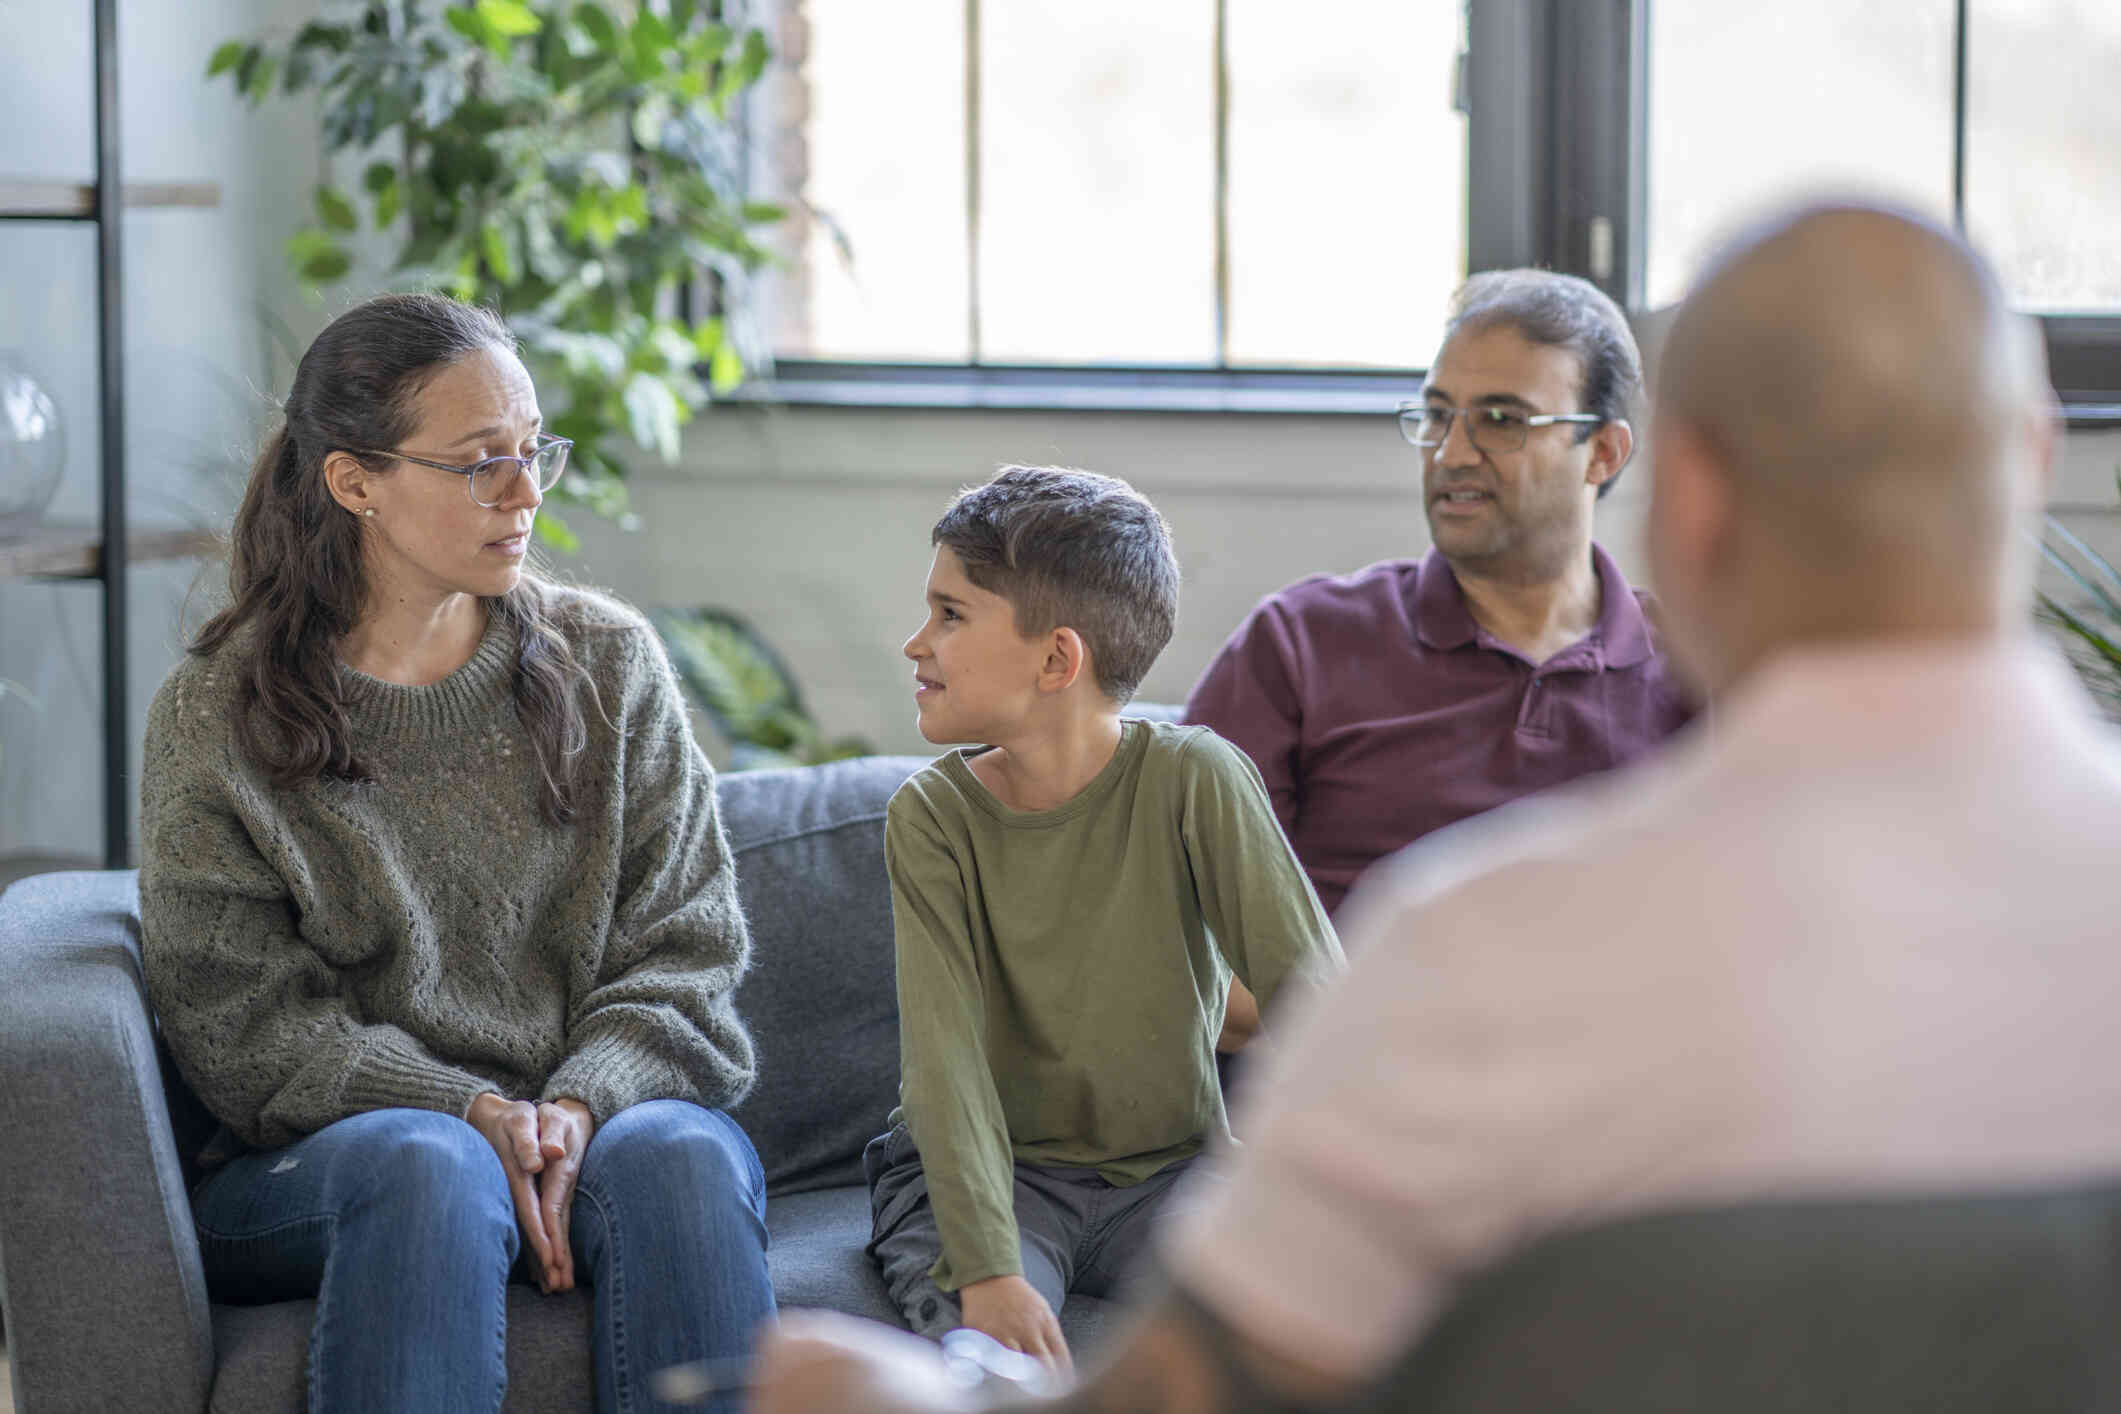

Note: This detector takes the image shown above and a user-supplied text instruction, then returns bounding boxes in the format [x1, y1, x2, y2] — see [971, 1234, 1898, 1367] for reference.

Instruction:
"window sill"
[729, 361, 1420, 417]
[725, 362, 2121, 428]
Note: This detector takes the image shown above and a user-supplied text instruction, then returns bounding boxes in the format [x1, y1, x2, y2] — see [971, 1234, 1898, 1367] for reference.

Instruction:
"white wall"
[561, 403, 2121, 764]
[0, 0, 321, 860]
[561, 405, 1442, 759]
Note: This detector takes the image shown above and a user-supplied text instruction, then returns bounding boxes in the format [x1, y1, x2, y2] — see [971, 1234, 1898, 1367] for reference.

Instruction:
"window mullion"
[1952, 0, 1969, 231]
[965, 0, 984, 364]
[1213, 0, 1230, 369]
[1465, 0, 1552, 274]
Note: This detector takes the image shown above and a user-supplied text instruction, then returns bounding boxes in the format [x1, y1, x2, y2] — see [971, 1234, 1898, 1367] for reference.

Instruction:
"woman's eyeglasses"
[348, 434, 573, 507]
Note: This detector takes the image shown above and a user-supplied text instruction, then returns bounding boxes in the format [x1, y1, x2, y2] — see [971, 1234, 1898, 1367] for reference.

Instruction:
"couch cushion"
[209, 1289, 594, 1414]
[766, 1185, 1123, 1349]
[716, 755, 930, 1194]
[765, 1185, 902, 1322]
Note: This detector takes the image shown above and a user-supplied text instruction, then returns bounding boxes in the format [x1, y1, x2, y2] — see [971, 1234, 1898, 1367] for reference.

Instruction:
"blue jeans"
[192, 1101, 774, 1414]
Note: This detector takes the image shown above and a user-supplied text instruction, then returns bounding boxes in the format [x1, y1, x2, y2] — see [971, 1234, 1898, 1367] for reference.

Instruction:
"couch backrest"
[716, 754, 930, 1194]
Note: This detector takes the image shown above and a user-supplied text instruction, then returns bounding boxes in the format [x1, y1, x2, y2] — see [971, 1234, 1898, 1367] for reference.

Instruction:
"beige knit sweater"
[139, 587, 754, 1152]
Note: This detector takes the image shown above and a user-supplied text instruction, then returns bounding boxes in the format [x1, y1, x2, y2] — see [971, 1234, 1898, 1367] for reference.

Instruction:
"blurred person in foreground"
[744, 202, 2121, 1412]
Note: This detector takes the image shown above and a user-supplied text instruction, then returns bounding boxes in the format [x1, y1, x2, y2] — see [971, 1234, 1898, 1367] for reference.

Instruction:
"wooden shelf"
[0, 523, 219, 580]
[0, 180, 221, 219]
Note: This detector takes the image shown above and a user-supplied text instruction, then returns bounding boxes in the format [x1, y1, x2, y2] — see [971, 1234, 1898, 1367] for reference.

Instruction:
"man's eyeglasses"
[348, 434, 573, 508]
[1397, 401, 1605, 455]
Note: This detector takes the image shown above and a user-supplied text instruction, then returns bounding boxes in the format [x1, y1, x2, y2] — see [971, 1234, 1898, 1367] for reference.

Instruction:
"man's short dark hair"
[1443, 269, 1643, 497]
[931, 466, 1179, 703]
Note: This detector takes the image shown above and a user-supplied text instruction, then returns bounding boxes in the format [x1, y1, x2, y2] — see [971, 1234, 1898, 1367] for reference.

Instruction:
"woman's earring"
[360, 508, 376, 518]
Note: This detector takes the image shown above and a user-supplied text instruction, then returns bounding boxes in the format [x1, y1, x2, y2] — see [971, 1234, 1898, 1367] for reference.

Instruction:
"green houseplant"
[209, 0, 785, 547]
[654, 607, 873, 770]
[2038, 475, 2121, 720]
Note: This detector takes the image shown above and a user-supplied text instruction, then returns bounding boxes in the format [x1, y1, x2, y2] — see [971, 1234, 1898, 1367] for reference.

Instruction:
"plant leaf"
[315, 185, 358, 232]
[715, 28, 770, 107]
[533, 514, 581, 554]
[285, 226, 351, 283]
[444, 6, 487, 44]
[623, 373, 683, 462]
[693, 316, 725, 360]
[631, 94, 673, 150]
[480, 219, 520, 283]
[207, 40, 246, 77]
[243, 53, 280, 104]
[573, 2, 619, 53]
[632, 9, 674, 55]
[474, 0, 543, 38]
[292, 21, 354, 55]
[2046, 516, 2121, 609]
[2040, 533, 2121, 624]
[708, 341, 743, 394]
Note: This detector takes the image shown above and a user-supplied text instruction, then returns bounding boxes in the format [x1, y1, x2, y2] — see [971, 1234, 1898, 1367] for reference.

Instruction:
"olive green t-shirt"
[885, 718, 1345, 1290]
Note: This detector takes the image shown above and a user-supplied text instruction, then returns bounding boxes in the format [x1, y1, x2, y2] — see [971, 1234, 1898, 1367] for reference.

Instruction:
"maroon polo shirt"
[1183, 547, 1696, 915]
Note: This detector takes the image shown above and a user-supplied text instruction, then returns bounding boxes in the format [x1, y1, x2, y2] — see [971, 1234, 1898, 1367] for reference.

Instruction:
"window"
[1964, 0, 2121, 313]
[742, 0, 2121, 407]
[754, 0, 1464, 372]
[1643, 0, 2121, 403]
[1645, 4, 1958, 310]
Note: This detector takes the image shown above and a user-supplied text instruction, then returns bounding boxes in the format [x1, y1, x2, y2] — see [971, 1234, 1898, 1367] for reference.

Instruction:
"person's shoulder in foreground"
[1158, 202, 2115, 1402]
[745, 203, 2121, 1414]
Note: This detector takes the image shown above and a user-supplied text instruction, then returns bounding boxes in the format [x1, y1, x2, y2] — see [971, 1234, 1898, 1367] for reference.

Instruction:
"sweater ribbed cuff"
[340, 1030, 495, 1122]
[540, 1023, 676, 1127]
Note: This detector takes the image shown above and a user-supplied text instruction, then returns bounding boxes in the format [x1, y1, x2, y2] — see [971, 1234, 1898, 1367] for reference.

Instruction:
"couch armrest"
[0, 870, 214, 1414]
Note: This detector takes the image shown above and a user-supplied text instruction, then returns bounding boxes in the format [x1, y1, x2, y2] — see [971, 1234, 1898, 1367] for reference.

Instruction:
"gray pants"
[863, 1124, 1194, 1339]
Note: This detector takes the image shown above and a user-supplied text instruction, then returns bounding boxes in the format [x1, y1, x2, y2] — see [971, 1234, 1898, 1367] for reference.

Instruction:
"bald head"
[1650, 204, 2054, 682]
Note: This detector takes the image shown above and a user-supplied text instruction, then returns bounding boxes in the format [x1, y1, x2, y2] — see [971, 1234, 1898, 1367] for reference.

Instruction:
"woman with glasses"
[136, 292, 771, 1414]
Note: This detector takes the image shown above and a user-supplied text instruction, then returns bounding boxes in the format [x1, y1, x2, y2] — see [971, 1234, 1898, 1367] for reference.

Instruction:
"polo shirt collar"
[1411, 549, 1482, 651]
[1409, 544, 1657, 668]
[1591, 545, 1657, 668]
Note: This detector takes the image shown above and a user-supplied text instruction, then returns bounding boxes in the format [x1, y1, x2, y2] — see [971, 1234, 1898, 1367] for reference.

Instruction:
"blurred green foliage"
[209, 1, 783, 545]
[655, 607, 873, 770]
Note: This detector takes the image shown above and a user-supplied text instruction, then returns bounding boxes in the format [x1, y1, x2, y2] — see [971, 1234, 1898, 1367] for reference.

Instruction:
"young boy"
[866, 465, 1344, 1367]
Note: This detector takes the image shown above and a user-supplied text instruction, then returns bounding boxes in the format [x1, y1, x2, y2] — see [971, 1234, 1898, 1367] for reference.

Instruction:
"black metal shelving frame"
[0, 0, 131, 867]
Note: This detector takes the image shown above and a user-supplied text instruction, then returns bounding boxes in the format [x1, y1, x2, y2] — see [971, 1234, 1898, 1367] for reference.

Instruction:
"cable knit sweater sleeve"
[139, 669, 496, 1150]
[538, 619, 757, 1124]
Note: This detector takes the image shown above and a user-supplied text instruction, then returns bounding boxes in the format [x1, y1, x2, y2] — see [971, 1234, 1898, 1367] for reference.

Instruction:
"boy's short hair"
[932, 466, 1179, 703]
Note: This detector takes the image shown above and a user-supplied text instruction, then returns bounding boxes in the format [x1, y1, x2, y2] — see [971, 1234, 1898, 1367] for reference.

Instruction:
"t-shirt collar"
[1409, 544, 1656, 668]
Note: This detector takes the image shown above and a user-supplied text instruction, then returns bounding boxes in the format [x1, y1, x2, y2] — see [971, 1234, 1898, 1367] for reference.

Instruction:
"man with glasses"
[1184, 270, 1694, 920]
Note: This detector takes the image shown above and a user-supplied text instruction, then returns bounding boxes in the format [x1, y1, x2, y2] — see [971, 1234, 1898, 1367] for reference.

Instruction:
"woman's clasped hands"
[468, 1092, 596, 1293]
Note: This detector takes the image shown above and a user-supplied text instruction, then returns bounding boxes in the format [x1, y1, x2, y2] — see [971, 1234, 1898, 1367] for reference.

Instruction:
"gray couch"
[0, 753, 1123, 1414]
